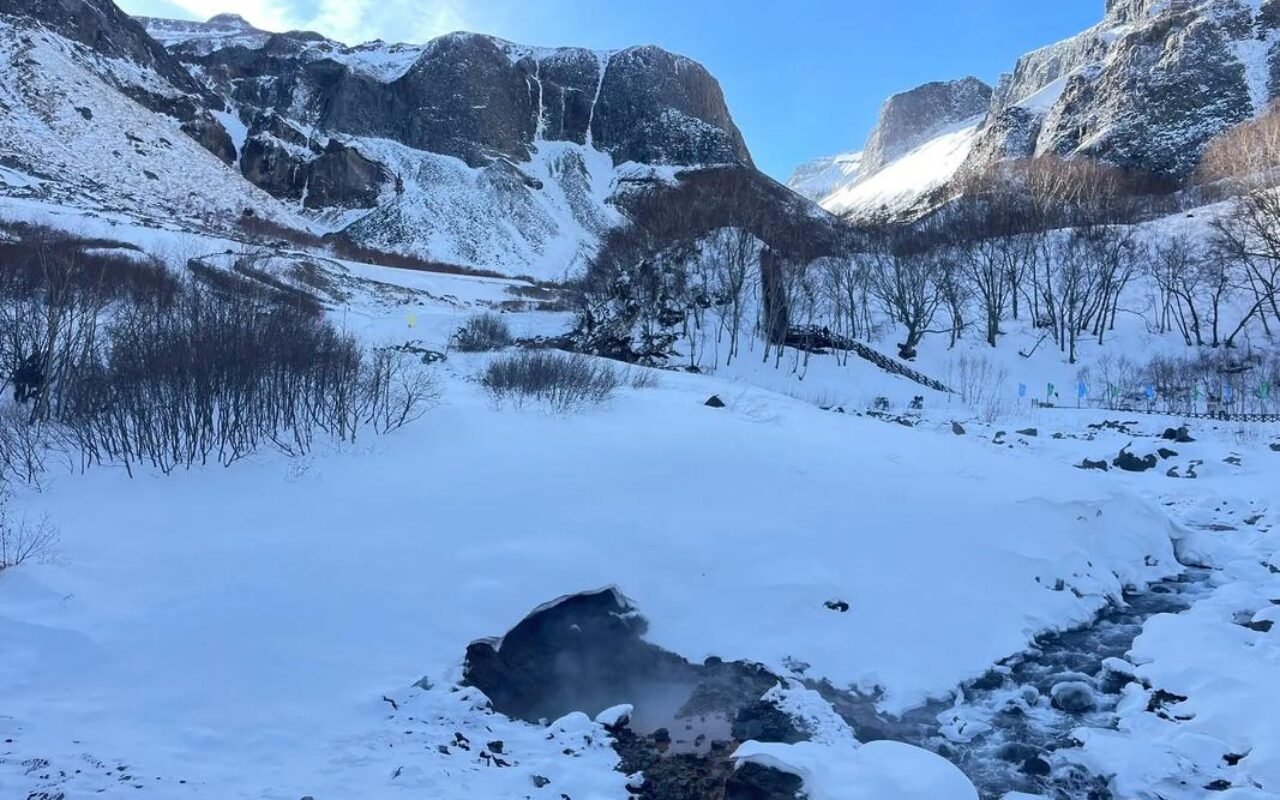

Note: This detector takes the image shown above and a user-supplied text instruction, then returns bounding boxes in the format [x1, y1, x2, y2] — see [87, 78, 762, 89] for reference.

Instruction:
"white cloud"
[124, 0, 476, 44]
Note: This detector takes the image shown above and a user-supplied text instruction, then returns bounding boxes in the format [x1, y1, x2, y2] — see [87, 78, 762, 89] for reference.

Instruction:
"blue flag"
[1078, 382, 1088, 399]
[1224, 383, 1233, 403]
[1145, 385, 1156, 401]
[1018, 383, 1027, 399]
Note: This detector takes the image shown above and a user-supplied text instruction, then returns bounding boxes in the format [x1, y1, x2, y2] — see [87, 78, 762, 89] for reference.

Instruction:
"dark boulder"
[724, 762, 805, 800]
[705, 395, 727, 408]
[1162, 426, 1195, 443]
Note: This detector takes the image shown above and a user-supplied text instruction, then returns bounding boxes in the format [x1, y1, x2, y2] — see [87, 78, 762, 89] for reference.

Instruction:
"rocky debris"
[1225, 455, 1243, 466]
[1162, 426, 1195, 443]
[705, 395, 726, 409]
[951, 421, 966, 436]
[1078, 458, 1110, 471]
[1114, 447, 1158, 473]
[823, 600, 850, 613]
[1157, 448, 1178, 460]
[1016, 428, 1039, 437]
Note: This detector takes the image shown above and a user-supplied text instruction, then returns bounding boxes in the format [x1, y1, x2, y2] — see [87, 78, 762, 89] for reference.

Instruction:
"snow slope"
[815, 118, 982, 218]
[0, 20, 303, 230]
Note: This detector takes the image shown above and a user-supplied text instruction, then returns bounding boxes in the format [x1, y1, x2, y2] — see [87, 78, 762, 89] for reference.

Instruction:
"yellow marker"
[407, 312, 417, 328]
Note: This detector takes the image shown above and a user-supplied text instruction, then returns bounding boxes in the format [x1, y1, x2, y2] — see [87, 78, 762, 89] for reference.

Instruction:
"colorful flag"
[1078, 382, 1088, 399]
[1259, 382, 1271, 400]
[1145, 385, 1156, 401]
[1047, 383, 1055, 399]
[1018, 383, 1027, 399]
[407, 312, 417, 328]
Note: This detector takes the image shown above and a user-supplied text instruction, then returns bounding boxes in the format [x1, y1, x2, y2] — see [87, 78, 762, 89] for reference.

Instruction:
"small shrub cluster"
[455, 312, 514, 352]
[482, 351, 622, 412]
[0, 225, 439, 482]
[0, 482, 57, 572]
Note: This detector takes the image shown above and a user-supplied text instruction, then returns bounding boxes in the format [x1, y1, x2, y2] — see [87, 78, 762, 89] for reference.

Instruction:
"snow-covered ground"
[1, 211, 1278, 800]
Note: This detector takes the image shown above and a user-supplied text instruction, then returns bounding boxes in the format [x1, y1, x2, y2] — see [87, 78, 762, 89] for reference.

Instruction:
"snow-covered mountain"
[788, 78, 989, 218]
[0, 1, 829, 280]
[795, 0, 1280, 220]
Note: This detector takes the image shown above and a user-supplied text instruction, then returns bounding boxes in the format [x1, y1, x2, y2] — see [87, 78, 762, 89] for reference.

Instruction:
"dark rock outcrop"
[861, 77, 991, 174]
[724, 762, 805, 800]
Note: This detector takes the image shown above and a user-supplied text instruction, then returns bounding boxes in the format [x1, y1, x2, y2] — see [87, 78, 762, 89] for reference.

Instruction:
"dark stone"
[487, 740, 504, 754]
[1078, 458, 1110, 471]
[1162, 426, 1195, 443]
[732, 700, 807, 744]
[969, 670, 1005, 691]
[75, 106, 92, 120]
[1114, 447, 1158, 472]
[996, 742, 1040, 763]
[705, 395, 726, 408]
[823, 600, 850, 613]
[1022, 756, 1052, 777]
[951, 421, 966, 436]
[724, 761, 804, 800]
[1050, 681, 1097, 713]
[1017, 428, 1039, 437]
[463, 589, 697, 723]
[1205, 780, 1232, 791]
[532, 775, 551, 788]
[1244, 620, 1274, 633]
[1157, 448, 1178, 460]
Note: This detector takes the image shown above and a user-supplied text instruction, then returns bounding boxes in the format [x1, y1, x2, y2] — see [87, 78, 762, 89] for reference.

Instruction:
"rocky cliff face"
[153, 20, 751, 172]
[970, 0, 1265, 178]
[0, 2, 804, 280]
[794, 0, 1280, 220]
[0, 0, 235, 162]
[861, 78, 992, 174]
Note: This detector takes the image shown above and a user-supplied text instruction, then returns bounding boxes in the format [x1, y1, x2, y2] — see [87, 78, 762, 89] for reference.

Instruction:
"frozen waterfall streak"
[532, 58, 547, 142]
[585, 50, 613, 148]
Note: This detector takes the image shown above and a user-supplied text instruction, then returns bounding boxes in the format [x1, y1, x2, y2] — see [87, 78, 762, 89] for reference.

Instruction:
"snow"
[210, 109, 249, 162]
[818, 117, 983, 218]
[786, 151, 864, 203]
[734, 739, 978, 800]
[1015, 76, 1068, 114]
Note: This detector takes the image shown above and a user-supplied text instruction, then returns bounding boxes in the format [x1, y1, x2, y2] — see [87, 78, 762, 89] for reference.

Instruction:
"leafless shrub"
[626, 368, 661, 390]
[0, 483, 58, 572]
[947, 354, 1010, 422]
[454, 312, 514, 352]
[482, 351, 622, 412]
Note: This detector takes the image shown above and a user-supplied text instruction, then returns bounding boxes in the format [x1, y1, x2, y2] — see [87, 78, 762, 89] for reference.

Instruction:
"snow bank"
[734, 739, 977, 800]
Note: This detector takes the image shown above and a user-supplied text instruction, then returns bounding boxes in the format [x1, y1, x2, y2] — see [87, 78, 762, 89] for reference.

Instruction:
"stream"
[464, 571, 1213, 800]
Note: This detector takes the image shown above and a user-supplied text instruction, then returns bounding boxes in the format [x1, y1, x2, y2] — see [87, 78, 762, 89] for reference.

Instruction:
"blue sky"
[117, 0, 1102, 179]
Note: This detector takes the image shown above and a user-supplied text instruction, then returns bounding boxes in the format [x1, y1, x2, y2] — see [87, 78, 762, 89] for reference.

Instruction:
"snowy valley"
[2, 2, 1280, 800]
